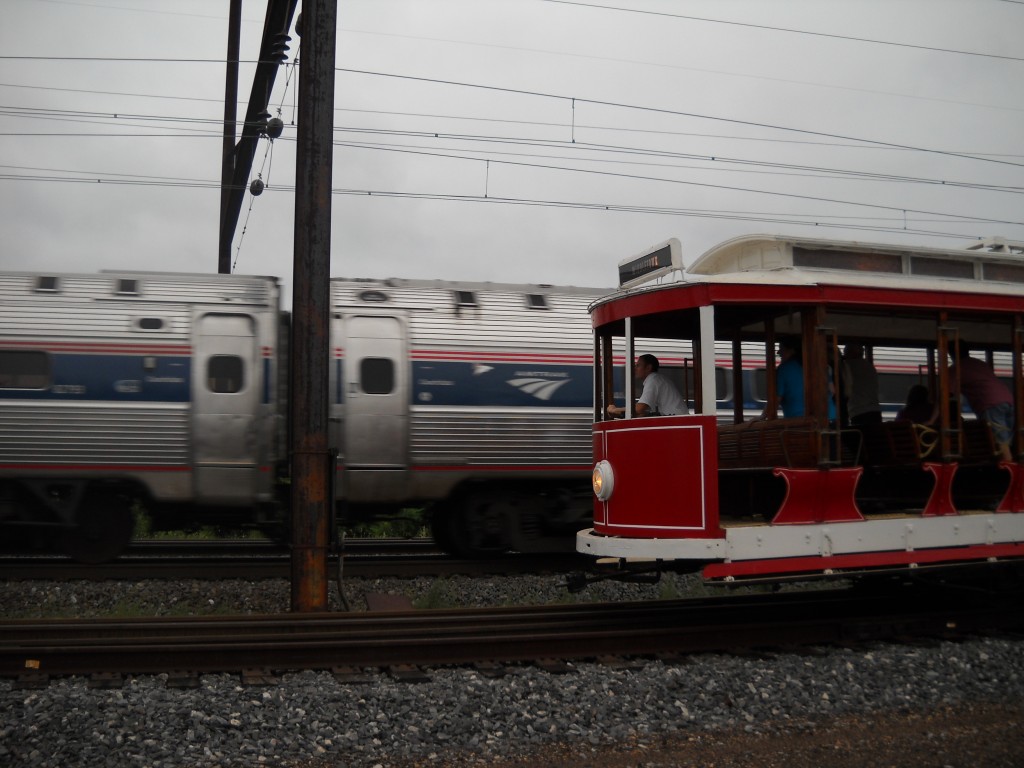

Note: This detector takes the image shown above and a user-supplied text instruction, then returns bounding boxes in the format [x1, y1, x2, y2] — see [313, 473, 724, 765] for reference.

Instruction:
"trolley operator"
[607, 354, 689, 417]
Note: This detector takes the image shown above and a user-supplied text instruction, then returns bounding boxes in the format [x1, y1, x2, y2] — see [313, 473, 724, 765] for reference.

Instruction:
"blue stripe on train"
[411, 361, 593, 408]
[0, 354, 192, 402]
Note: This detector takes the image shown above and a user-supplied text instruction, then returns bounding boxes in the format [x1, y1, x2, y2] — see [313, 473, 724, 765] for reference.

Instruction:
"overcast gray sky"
[2, 0, 1022, 300]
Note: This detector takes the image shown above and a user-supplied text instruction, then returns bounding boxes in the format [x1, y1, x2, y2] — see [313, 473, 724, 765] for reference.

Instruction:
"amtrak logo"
[472, 364, 495, 376]
[507, 377, 570, 401]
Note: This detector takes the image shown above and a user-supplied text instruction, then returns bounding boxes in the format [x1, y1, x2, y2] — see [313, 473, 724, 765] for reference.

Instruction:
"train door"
[332, 313, 410, 502]
[192, 313, 260, 504]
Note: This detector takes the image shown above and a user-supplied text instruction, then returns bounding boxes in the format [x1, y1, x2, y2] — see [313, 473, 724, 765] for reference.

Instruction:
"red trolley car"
[577, 235, 1024, 581]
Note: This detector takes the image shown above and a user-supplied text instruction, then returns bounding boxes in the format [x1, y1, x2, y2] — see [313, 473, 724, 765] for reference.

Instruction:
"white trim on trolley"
[577, 512, 1024, 563]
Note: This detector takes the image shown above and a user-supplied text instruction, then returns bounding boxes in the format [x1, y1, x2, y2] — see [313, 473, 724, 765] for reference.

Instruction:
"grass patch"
[342, 507, 429, 540]
[133, 506, 429, 542]
[412, 578, 456, 610]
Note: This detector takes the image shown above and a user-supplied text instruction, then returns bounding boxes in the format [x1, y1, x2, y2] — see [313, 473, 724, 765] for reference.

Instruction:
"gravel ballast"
[2, 575, 1022, 767]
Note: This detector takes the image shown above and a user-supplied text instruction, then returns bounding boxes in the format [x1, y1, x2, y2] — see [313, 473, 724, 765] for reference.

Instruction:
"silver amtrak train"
[0, 269, 963, 562]
[0, 270, 607, 561]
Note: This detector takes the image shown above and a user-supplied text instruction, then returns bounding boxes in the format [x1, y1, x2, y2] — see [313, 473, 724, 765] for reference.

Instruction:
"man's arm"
[606, 402, 651, 417]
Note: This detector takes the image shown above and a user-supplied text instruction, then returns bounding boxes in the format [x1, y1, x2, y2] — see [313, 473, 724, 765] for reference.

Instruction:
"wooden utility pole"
[290, 0, 338, 612]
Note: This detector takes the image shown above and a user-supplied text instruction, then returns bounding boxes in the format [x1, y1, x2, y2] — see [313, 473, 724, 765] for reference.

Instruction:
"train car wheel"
[0, 485, 46, 554]
[448, 493, 512, 558]
[60, 489, 135, 564]
[429, 504, 456, 554]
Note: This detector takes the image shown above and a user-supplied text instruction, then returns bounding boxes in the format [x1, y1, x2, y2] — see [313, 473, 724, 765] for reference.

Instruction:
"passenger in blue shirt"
[775, 339, 804, 417]
[761, 338, 836, 421]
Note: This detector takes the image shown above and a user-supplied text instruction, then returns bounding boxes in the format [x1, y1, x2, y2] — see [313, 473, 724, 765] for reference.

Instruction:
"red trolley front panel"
[593, 415, 722, 539]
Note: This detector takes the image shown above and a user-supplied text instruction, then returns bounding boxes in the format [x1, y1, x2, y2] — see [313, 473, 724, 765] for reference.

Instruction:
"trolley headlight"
[592, 460, 615, 501]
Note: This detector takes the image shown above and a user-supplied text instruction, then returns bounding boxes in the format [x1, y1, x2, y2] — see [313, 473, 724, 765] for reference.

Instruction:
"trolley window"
[0, 350, 51, 389]
[207, 355, 245, 394]
[361, 358, 394, 395]
[877, 372, 930, 406]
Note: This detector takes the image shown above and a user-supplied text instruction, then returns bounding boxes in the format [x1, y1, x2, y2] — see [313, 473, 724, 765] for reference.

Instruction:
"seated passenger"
[895, 384, 934, 425]
[606, 353, 689, 417]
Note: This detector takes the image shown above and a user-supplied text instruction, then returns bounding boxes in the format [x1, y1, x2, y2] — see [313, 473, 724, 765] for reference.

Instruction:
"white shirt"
[844, 358, 881, 418]
[638, 372, 689, 416]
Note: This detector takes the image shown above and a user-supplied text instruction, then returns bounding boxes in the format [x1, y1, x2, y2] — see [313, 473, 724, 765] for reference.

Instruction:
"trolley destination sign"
[617, 238, 682, 289]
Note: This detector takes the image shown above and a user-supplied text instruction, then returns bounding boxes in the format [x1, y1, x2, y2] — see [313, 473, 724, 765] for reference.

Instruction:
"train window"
[911, 257, 975, 280]
[877, 372, 929, 406]
[680, 367, 731, 402]
[116, 279, 139, 295]
[753, 368, 926, 409]
[358, 290, 389, 303]
[361, 358, 394, 395]
[984, 262, 1024, 284]
[454, 290, 478, 308]
[0, 351, 50, 389]
[135, 317, 165, 331]
[207, 355, 244, 394]
[526, 294, 549, 310]
[35, 276, 59, 292]
[751, 368, 768, 403]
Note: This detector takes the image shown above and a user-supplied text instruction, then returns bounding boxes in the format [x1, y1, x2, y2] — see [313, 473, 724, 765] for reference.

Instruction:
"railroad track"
[0, 538, 587, 580]
[3, 584, 1020, 683]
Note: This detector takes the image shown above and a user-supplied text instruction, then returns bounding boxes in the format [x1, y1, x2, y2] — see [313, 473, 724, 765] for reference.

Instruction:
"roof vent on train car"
[115, 278, 139, 295]
[358, 289, 389, 303]
[35, 276, 59, 292]
[526, 293, 549, 309]
[966, 237, 1024, 255]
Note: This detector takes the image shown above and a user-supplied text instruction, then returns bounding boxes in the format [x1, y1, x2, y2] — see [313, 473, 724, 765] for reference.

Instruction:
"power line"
[6, 84, 1021, 158]
[327, 130, 1024, 194]
[337, 68, 1024, 171]
[329, 140, 1024, 228]
[3, 57, 1020, 168]
[2, 57, 1019, 168]
[5, 103, 1019, 197]
[0, 168, 1003, 240]
[3, 103, 1021, 198]
[0, 81, 226, 105]
[342, 27, 1024, 114]
[541, 0, 1024, 63]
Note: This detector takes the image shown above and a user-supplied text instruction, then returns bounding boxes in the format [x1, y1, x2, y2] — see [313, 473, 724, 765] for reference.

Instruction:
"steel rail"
[0, 552, 588, 581]
[2, 587, 1020, 679]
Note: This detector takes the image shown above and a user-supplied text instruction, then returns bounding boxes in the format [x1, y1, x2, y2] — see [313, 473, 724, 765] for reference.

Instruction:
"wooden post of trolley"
[290, 0, 337, 612]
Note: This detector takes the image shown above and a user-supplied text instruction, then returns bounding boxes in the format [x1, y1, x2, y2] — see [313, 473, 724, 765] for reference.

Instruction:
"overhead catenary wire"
[1, 29, 1021, 249]
[0, 168, 1016, 239]
[1, 58, 1020, 168]
[2, 104, 1021, 196]
[335, 68, 1024, 171]
[540, 0, 1024, 63]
